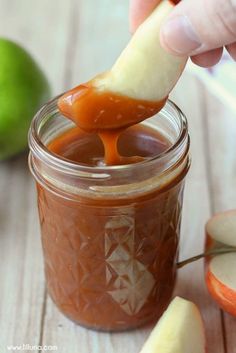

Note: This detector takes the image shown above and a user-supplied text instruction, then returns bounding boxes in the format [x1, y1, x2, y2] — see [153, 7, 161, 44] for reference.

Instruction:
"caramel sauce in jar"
[29, 97, 190, 331]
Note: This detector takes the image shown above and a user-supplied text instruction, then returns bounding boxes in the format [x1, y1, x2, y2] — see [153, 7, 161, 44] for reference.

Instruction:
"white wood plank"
[0, 155, 45, 351]
[205, 92, 236, 353]
[0, 0, 73, 94]
[0, 0, 73, 351]
[170, 73, 225, 353]
[68, 0, 130, 87]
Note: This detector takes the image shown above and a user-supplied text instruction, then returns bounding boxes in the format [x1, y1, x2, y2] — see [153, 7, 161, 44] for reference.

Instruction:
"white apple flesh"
[205, 210, 236, 316]
[58, 1, 188, 131]
[94, 0, 187, 102]
[140, 296, 206, 353]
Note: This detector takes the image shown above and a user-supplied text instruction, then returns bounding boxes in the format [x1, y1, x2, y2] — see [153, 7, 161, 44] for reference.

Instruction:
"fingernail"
[161, 16, 202, 55]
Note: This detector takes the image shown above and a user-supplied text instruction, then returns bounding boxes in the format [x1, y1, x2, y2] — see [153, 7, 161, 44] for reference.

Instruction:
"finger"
[129, 0, 161, 33]
[191, 47, 224, 67]
[160, 0, 236, 56]
[226, 42, 236, 60]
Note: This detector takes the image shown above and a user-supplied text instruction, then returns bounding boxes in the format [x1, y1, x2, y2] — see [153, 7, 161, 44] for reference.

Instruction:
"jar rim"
[29, 95, 188, 176]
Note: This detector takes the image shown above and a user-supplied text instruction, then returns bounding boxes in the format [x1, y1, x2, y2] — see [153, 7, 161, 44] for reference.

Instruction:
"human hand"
[130, 0, 236, 67]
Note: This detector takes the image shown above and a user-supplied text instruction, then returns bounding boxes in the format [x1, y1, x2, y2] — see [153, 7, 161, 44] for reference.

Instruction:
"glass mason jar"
[28, 97, 190, 332]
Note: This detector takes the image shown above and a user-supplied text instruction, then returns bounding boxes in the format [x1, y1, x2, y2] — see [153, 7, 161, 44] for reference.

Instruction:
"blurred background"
[0, 0, 130, 95]
[0, 0, 236, 353]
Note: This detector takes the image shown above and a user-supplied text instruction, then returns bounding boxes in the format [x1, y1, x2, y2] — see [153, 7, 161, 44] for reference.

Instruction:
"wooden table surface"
[1, 1, 236, 352]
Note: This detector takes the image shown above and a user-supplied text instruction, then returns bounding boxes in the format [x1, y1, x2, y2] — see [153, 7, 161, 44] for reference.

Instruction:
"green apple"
[0, 38, 50, 160]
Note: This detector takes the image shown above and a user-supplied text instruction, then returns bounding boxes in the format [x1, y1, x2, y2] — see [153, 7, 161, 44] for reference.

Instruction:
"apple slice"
[140, 296, 206, 353]
[205, 210, 236, 316]
[94, 0, 187, 102]
[206, 210, 236, 249]
[58, 0, 188, 131]
[206, 253, 236, 316]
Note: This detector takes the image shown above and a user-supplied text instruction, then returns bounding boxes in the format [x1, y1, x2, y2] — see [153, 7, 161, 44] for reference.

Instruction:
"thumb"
[160, 0, 236, 56]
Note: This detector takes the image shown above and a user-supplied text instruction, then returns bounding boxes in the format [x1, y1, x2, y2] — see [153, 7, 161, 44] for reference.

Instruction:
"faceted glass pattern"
[37, 181, 184, 331]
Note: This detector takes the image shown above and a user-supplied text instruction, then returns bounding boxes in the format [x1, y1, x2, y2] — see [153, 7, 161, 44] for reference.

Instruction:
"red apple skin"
[204, 210, 236, 317]
[204, 233, 215, 266]
[205, 233, 215, 252]
[205, 268, 236, 317]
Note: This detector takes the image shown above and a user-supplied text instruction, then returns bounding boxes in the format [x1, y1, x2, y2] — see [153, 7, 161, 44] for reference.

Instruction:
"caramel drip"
[58, 82, 167, 165]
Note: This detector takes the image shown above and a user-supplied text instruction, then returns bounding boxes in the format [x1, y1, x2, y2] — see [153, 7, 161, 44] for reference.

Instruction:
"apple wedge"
[206, 210, 236, 249]
[58, 0, 188, 131]
[94, 0, 187, 102]
[205, 210, 236, 316]
[140, 296, 206, 353]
